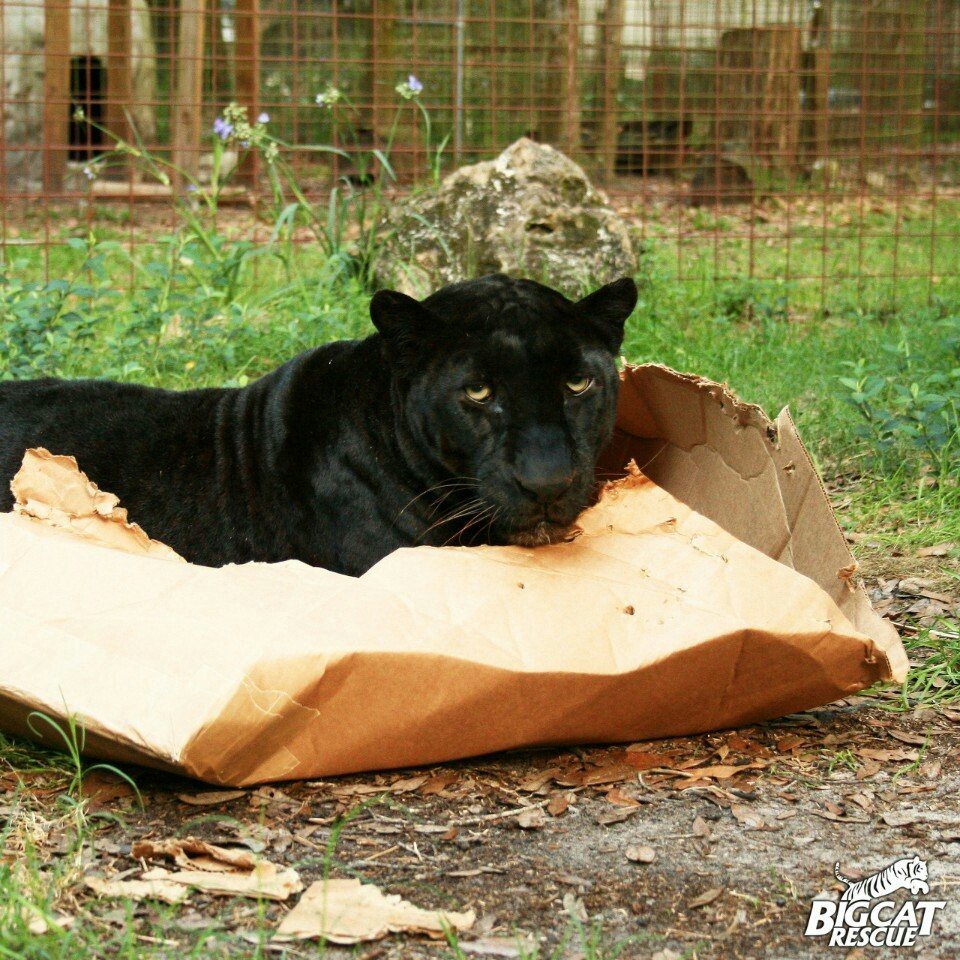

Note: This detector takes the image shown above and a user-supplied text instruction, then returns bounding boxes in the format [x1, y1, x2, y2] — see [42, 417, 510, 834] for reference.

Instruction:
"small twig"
[450, 800, 550, 827]
[360, 843, 400, 863]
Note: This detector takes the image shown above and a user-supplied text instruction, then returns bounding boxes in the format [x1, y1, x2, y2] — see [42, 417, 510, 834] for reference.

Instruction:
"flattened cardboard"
[0, 365, 906, 785]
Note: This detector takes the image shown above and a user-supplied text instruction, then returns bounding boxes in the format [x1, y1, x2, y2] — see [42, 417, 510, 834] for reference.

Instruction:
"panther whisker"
[418, 498, 487, 541]
[443, 504, 496, 547]
[396, 477, 480, 520]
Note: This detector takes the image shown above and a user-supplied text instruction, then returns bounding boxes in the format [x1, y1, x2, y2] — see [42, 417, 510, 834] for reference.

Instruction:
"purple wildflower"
[407, 74, 423, 93]
[257, 112, 270, 124]
[213, 116, 234, 140]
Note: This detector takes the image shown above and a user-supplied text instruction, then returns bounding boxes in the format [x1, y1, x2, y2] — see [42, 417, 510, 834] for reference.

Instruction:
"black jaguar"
[0, 274, 638, 575]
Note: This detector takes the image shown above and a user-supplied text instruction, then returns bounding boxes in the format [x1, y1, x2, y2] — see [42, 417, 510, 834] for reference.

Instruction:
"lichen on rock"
[373, 138, 636, 299]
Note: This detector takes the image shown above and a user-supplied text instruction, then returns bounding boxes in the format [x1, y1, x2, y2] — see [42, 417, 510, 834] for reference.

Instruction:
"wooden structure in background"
[42, 0, 71, 191]
[372, 0, 398, 153]
[599, 0, 624, 179]
[718, 25, 803, 171]
[105, 0, 133, 144]
[560, 0, 581, 155]
[234, 0, 261, 186]
[172, 0, 206, 186]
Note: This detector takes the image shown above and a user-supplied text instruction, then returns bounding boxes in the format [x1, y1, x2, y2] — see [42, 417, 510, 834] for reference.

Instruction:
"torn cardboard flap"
[11, 449, 183, 562]
[0, 364, 907, 785]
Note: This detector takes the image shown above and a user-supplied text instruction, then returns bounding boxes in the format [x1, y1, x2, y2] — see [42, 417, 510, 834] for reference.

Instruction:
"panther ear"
[370, 289, 434, 364]
[574, 277, 638, 353]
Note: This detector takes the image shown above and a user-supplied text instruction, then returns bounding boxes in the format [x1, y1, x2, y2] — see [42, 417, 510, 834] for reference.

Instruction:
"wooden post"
[372, 0, 397, 154]
[43, 0, 71, 192]
[804, 0, 831, 165]
[599, 0, 624, 181]
[173, 0, 206, 187]
[234, 0, 260, 186]
[560, 0, 581, 155]
[105, 0, 133, 144]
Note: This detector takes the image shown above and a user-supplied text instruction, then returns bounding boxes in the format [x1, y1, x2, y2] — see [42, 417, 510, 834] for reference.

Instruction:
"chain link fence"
[1, 0, 957, 306]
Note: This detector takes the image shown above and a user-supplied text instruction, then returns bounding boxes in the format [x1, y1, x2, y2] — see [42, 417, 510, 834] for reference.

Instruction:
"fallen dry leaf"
[625, 845, 656, 864]
[920, 759, 943, 780]
[604, 786, 642, 807]
[888, 730, 927, 747]
[595, 807, 641, 826]
[141, 862, 301, 901]
[688, 762, 766, 780]
[812, 809, 870, 824]
[881, 811, 921, 827]
[917, 542, 955, 557]
[132, 837, 256, 872]
[517, 768, 561, 793]
[387, 776, 430, 794]
[81, 770, 135, 808]
[276, 878, 475, 943]
[858, 747, 919, 763]
[176, 790, 246, 806]
[546, 795, 570, 817]
[730, 804, 764, 830]
[689, 887, 724, 909]
[573, 763, 636, 787]
[132, 835, 301, 901]
[856, 760, 882, 781]
[562, 892, 588, 923]
[421, 772, 459, 796]
[460, 937, 528, 957]
[85, 875, 187, 904]
[692, 816, 712, 838]
[623, 750, 665, 771]
[516, 807, 547, 830]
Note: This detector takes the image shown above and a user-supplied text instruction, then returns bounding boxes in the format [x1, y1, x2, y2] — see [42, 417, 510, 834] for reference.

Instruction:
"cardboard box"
[0, 365, 906, 785]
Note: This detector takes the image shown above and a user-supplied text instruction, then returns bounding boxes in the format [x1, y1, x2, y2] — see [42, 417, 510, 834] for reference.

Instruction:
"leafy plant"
[26, 709, 142, 816]
[839, 318, 960, 473]
[79, 76, 445, 291]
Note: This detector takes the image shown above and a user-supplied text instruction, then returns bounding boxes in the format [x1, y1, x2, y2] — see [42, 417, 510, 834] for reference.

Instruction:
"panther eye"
[464, 383, 493, 403]
[565, 376, 594, 396]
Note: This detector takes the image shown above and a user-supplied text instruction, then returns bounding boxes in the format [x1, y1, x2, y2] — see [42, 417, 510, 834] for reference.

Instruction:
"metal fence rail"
[1, 0, 957, 304]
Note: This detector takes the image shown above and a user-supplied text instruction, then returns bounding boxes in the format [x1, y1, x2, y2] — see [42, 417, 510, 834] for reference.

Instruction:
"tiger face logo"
[805, 857, 945, 948]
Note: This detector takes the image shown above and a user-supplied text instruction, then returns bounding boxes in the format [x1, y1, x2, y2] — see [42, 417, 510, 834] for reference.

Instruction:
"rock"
[688, 155, 754, 206]
[373, 138, 636, 298]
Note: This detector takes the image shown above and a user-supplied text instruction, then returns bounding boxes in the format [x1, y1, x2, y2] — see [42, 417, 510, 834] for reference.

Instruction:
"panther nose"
[513, 466, 575, 504]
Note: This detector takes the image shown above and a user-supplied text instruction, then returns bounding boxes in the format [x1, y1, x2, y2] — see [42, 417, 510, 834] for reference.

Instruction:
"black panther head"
[370, 273, 637, 547]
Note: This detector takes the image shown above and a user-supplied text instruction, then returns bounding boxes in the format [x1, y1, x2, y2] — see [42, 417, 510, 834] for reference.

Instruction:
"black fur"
[0, 274, 637, 575]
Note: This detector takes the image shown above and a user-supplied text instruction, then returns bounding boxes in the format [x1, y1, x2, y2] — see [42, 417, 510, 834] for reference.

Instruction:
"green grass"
[2, 199, 959, 956]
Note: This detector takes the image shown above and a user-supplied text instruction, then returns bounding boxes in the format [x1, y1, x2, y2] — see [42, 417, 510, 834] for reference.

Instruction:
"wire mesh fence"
[1, 0, 958, 308]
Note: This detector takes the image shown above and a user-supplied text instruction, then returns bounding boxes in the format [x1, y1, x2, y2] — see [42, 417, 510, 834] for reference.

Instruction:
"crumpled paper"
[0, 364, 907, 785]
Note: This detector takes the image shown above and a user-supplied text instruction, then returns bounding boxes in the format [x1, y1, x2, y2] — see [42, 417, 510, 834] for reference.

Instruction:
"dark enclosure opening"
[69, 56, 107, 161]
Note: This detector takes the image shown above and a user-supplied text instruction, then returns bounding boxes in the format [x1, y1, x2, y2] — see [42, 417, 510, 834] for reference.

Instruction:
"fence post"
[106, 0, 133, 146]
[235, 0, 260, 187]
[43, 0, 71, 192]
[372, 0, 398, 156]
[173, 0, 206, 189]
[599, 0, 623, 181]
[561, 0, 581, 156]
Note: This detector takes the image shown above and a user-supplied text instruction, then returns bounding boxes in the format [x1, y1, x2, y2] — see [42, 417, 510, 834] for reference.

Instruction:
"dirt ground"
[64, 692, 959, 959]
[8, 516, 960, 959]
